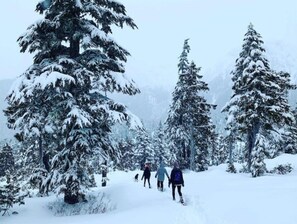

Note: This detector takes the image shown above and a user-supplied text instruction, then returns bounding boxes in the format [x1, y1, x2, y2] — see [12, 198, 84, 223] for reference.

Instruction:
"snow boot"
[180, 196, 184, 204]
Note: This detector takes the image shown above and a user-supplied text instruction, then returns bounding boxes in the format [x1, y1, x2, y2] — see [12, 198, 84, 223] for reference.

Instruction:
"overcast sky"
[0, 0, 296, 89]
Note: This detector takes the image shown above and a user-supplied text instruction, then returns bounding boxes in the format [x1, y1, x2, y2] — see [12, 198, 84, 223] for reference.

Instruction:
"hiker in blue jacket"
[155, 162, 169, 191]
[169, 161, 184, 203]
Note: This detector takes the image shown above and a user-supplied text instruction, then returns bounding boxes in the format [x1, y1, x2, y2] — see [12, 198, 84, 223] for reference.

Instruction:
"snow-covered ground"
[2, 154, 297, 224]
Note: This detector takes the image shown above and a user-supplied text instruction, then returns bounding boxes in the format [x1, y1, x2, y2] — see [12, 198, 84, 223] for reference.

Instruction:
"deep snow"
[2, 154, 297, 224]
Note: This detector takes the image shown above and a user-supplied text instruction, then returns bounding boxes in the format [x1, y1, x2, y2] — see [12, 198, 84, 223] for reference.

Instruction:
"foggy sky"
[0, 0, 296, 89]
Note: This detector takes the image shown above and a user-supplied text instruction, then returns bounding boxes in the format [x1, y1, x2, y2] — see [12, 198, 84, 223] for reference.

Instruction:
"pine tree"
[166, 141, 178, 168]
[226, 162, 237, 173]
[133, 128, 155, 170]
[8, 139, 46, 191]
[251, 133, 267, 177]
[215, 135, 229, 165]
[209, 128, 220, 166]
[282, 105, 297, 155]
[165, 39, 190, 168]
[186, 61, 216, 170]
[0, 144, 15, 177]
[0, 173, 25, 216]
[5, 0, 139, 204]
[152, 122, 170, 166]
[223, 24, 294, 174]
[117, 137, 135, 171]
[165, 40, 216, 170]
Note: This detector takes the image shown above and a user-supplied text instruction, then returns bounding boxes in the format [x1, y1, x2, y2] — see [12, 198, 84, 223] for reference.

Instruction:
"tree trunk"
[247, 122, 260, 171]
[190, 132, 195, 170]
[38, 134, 43, 167]
[102, 161, 107, 187]
[70, 39, 80, 58]
[228, 135, 234, 163]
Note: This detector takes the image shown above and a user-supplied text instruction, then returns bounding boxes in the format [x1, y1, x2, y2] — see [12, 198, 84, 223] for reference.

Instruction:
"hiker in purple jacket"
[169, 162, 184, 203]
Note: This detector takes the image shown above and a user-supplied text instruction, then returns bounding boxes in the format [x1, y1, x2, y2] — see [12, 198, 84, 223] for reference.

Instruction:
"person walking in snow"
[155, 162, 169, 191]
[169, 162, 184, 203]
[141, 163, 151, 188]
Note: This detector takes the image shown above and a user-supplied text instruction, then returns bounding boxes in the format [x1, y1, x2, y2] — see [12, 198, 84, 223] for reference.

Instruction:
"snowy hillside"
[2, 154, 297, 224]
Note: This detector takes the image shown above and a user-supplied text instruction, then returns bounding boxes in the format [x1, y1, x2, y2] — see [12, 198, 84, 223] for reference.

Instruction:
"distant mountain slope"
[110, 86, 172, 131]
[1, 42, 296, 140]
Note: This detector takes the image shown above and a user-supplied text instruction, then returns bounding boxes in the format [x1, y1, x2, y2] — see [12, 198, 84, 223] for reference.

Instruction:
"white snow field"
[2, 154, 297, 224]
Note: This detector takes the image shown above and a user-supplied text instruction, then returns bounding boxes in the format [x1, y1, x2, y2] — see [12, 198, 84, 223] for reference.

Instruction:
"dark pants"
[157, 180, 164, 190]
[172, 184, 182, 200]
[144, 177, 151, 187]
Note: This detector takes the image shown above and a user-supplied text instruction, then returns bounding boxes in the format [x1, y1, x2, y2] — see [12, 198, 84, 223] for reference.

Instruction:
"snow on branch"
[110, 71, 139, 94]
[33, 71, 76, 90]
[65, 106, 92, 128]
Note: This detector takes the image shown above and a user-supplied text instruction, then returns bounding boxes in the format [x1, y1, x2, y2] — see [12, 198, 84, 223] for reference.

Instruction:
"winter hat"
[173, 161, 179, 168]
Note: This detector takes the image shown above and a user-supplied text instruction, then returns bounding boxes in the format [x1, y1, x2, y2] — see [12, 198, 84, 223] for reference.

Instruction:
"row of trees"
[164, 24, 297, 177]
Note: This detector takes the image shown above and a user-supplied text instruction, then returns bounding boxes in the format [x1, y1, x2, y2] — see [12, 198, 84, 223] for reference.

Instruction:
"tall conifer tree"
[5, 0, 139, 203]
[165, 40, 216, 170]
[223, 24, 294, 176]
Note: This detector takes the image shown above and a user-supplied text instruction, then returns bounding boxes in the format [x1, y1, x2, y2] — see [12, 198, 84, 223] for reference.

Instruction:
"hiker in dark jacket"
[169, 162, 184, 203]
[155, 162, 169, 191]
[141, 163, 151, 188]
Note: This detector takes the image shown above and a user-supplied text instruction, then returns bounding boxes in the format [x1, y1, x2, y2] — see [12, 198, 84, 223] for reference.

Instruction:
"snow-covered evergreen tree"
[0, 144, 15, 177]
[187, 61, 216, 170]
[282, 105, 297, 155]
[250, 133, 267, 177]
[117, 137, 135, 171]
[165, 40, 216, 171]
[133, 128, 155, 170]
[209, 130, 219, 166]
[0, 173, 25, 216]
[5, 0, 139, 204]
[222, 23, 294, 173]
[215, 135, 229, 165]
[165, 39, 191, 169]
[226, 162, 237, 173]
[152, 122, 170, 166]
[166, 141, 178, 168]
[6, 139, 46, 191]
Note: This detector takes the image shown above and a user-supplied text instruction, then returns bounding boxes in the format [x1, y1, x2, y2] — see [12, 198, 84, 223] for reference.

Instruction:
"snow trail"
[2, 155, 297, 224]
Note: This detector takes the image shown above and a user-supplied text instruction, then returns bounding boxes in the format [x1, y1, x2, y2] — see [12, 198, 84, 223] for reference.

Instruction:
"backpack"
[174, 170, 182, 182]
